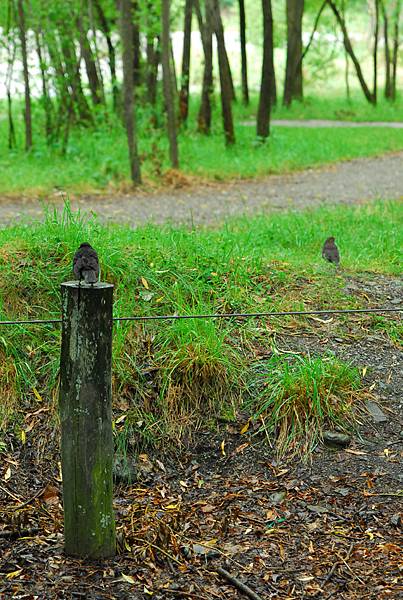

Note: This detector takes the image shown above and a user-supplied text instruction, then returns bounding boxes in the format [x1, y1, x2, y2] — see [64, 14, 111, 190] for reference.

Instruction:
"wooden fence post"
[59, 281, 115, 558]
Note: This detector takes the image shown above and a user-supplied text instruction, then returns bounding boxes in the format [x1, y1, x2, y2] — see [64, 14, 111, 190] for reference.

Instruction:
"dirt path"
[1, 152, 402, 227]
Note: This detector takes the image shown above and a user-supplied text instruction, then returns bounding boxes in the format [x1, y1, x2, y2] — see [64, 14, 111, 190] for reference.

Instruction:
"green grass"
[235, 92, 403, 123]
[249, 353, 361, 456]
[1, 93, 403, 195]
[0, 200, 401, 454]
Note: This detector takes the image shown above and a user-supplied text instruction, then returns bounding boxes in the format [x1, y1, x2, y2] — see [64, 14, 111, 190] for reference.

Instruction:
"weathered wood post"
[59, 282, 115, 558]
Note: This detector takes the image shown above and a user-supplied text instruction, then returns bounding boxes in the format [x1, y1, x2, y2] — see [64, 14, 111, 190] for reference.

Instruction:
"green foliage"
[0, 200, 401, 453]
[1, 93, 403, 194]
[250, 353, 361, 455]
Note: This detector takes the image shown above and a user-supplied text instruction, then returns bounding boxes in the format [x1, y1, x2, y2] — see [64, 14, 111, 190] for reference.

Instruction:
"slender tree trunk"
[391, 0, 401, 100]
[341, 0, 350, 99]
[179, 0, 193, 123]
[223, 37, 236, 102]
[60, 32, 93, 123]
[34, 29, 53, 141]
[257, 0, 274, 139]
[93, 0, 119, 111]
[373, 0, 379, 104]
[161, 0, 179, 167]
[239, 0, 249, 105]
[195, 0, 213, 134]
[17, 0, 32, 150]
[132, 1, 141, 87]
[381, 0, 392, 98]
[283, 0, 304, 106]
[210, 0, 235, 145]
[119, 0, 142, 183]
[146, 35, 160, 106]
[7, 91, 16, 150]
[327, 0, 375, 104]
[78, 19, 104, 106]
[170, 37, 179, 97]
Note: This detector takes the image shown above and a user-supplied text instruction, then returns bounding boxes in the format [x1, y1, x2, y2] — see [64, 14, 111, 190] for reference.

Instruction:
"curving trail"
[0, 151, 402, 228]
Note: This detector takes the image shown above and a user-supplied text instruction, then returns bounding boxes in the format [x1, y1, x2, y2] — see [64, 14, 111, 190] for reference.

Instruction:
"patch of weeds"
[153, 318, 242, 442]
[249, 353, 362, 456]
[369, 315, 402, 346]
[0, 346, 19, 434]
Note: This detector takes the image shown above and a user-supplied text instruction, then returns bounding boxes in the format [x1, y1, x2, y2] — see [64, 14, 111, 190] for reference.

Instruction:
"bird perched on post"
[322, 237, 340, 266]
[73, 243, 100, 284]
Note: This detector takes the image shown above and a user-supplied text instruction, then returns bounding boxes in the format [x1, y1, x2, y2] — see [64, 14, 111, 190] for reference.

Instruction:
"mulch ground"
[0, 277, 402, 599]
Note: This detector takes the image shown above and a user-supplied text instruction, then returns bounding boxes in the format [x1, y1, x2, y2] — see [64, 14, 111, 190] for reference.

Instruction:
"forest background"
[0, 0, 402, 195]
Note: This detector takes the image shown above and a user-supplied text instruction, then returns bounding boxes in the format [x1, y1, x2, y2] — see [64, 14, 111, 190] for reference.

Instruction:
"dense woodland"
[0, 0, 401, 183]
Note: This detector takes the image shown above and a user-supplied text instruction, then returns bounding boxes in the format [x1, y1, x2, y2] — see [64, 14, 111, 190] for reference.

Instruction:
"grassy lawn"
[0, 200, 401, 455]
[236, 92, 403, 123]
[1, 94, 403, 196]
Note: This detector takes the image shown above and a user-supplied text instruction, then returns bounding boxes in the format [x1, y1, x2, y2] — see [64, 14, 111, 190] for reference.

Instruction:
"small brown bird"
[322, 237, 340, 266]
[73, 243, 100, 284]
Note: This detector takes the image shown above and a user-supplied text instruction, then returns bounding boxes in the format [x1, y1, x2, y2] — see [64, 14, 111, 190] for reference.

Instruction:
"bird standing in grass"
[73, 243, 100, 284]
[322, 237, 340, 266]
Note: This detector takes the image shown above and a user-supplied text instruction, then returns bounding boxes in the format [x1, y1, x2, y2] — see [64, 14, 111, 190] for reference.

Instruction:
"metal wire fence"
[0, 306, 401, 326]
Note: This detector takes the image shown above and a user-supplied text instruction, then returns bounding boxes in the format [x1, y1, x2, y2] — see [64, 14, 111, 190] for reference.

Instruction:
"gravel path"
[1, 152, 402, 228]
[243, 119, 403, 128]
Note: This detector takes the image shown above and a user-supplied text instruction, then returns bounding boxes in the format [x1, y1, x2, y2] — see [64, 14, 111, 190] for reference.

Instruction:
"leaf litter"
[0, 293, 402, 599]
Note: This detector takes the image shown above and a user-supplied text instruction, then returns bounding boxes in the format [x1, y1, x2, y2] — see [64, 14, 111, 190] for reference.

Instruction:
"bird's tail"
[83, 270, 98, 284]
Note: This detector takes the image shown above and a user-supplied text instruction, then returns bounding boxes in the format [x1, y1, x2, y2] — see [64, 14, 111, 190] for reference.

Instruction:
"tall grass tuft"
[252, 353, 362, 456]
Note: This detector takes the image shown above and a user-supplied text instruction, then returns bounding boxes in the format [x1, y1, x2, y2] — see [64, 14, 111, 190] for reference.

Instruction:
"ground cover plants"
[1, 94, 403, 195]
[0, 200, 401, 453]
[0, 200, 402, 599]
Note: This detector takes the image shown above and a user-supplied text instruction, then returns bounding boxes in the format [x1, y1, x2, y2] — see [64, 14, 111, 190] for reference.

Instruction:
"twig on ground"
[0, 484, 23, 503]
[130, 537, 183, 565]
[318, 543, 355, 594]
[11, 486, 46, 511]
[215, 567, 264, 600]
[0, 527, 39, 539]
[365, 490, 403, 497]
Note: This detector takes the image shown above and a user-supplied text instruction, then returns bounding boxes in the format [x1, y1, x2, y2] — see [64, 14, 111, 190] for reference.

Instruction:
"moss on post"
[59, 281, 115, 558]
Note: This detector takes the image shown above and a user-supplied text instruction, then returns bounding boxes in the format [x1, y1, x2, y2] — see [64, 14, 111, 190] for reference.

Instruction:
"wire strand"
[0, 307, 401, 326]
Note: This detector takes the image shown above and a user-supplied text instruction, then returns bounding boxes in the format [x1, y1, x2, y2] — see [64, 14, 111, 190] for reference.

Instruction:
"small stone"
[365, 400, 388, 423]
[269, 491, 287, 504]
[323, 431, 351, 448]
[113, 457, 137, 484]
[390, 514, 402, 528]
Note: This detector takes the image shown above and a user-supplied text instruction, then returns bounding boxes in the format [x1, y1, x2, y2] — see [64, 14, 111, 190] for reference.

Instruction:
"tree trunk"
[17, 0, 33, 150]
[93, 0, 119, 111]
[210, 0, 235, 145]
[239, 0, 249, 105]
[283, 0, 304, 106]
[391, 0, 401, 100]
[381, 0, 392, 98]
[170, 37, 179, 97]
[60, 31, 93, 124]
[373, 0, 379, 104]
[146, 35, 160, 106]
[195, 0, 213, 134]
[34, 29, 53, 141]
[78, 19, 104, 106]
[119, 0, 142, 183]
[257, 0, 274, 139]
[132, 1, 141, 87]
[341, 0, 350, 99]
[179, 0, 193, 123]
[223, 36, 236, 102]
[327, 0, 375, 104]
[161, 0, 179, 167]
